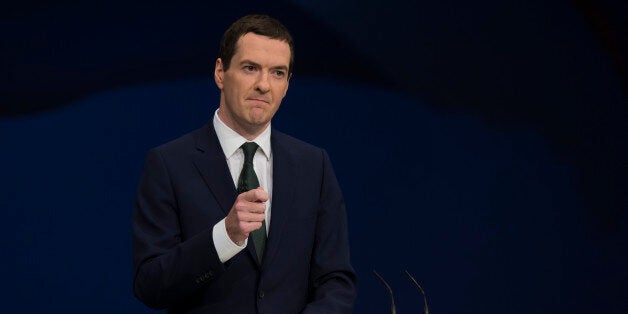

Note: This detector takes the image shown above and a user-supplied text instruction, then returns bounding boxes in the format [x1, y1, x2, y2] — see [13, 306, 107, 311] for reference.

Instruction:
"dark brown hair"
[218, 14, 294, 75]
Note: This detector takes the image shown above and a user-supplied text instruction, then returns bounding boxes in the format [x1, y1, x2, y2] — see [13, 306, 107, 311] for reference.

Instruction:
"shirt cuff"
[212, 217, 247, 263]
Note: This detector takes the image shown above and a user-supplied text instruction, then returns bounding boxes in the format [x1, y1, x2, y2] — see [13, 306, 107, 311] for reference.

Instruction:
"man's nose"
[255, 72, 271, 93]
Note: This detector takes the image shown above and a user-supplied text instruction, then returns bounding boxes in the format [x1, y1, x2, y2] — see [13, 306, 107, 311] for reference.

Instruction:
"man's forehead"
[233, 33, 291, 64]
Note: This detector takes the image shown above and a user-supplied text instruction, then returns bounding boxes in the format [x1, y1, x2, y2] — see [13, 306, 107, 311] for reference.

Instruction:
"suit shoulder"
[149, 125, 206, 156]
[272, 129, 324, 154]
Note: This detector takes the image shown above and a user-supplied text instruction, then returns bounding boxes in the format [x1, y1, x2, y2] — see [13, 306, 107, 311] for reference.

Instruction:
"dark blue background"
[2, 0, 626, 313]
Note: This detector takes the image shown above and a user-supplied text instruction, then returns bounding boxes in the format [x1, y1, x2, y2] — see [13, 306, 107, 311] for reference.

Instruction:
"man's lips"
[247, 98, 270, 104]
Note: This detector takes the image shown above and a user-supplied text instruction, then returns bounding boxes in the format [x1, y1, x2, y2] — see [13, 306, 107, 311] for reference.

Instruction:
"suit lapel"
[191, 123, 267, 267]
[191, 124, 295, 267]
[262, 130, 296, 268]
[192, 124, 237, 216]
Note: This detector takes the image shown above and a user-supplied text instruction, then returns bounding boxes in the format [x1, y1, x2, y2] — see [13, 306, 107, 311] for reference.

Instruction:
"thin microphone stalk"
[373, 270, 396, 314]
[405, 270, 429, 314]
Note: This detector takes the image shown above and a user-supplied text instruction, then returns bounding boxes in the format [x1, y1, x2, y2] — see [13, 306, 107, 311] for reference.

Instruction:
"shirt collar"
[213, 109, 272, 160]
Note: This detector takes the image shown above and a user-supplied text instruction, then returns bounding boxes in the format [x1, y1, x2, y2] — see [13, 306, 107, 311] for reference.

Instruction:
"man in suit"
[133, 15, 357, 313]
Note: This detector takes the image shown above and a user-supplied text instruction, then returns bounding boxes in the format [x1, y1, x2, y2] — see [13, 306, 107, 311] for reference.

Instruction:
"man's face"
[215, 32, 291, 137]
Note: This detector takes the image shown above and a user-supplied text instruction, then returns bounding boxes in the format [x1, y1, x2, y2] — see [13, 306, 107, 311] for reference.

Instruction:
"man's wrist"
[213, 218, 247, 263]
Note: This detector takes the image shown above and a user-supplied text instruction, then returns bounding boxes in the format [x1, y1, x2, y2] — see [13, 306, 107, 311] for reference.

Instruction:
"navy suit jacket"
[133, 123, 356, 313]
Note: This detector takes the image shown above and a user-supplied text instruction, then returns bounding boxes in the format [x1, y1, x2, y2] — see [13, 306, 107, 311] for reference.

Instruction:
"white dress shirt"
[211, 109, 273, 263]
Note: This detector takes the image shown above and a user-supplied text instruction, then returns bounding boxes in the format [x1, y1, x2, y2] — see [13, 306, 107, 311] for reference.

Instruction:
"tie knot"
[241, 142, 259, 163]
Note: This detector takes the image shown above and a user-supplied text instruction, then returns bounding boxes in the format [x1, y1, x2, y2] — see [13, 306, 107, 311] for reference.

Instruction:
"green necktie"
[237, 142, 266, 262]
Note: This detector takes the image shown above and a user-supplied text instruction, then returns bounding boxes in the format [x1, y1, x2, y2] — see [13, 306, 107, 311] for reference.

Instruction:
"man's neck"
[217, 108, 269, 141]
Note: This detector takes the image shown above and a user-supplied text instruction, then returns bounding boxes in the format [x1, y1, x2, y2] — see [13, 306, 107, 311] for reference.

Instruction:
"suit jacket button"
[258, 290, 265, 299]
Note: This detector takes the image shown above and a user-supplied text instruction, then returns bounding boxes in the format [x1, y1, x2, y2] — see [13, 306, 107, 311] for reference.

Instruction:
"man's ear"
[214, 58, 224, 89]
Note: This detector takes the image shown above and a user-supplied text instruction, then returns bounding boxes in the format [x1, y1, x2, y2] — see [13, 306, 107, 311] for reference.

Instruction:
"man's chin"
[248, 119, 270, 128]
[247, 111, 272, 125]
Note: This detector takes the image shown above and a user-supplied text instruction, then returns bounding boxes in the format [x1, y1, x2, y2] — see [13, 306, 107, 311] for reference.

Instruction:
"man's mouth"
[247, 98, 270, 104]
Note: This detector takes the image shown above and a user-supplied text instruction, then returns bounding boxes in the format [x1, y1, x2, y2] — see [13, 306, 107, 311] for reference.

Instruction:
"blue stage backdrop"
[1, 0, 626, 313]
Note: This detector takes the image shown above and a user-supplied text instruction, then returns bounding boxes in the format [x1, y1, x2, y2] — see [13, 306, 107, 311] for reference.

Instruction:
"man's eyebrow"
[240, 59, 288, 71]
[239, 59, 261, 67]
[271, 65, 289, 72]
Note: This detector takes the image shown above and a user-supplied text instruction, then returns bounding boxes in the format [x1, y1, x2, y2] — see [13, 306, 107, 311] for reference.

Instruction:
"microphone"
[405, 270, 429, 314]
[373, 270, 396, 314]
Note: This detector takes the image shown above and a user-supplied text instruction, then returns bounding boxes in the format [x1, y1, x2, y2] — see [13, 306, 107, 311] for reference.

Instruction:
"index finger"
[240, 187, 269, 203]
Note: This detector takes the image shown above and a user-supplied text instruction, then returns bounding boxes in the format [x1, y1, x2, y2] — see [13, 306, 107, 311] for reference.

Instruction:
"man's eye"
[273, 70, 285, 77]
[244, 65, 256, 72]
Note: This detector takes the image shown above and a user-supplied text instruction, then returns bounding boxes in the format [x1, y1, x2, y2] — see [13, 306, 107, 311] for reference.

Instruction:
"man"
[133, 15, 356, 313]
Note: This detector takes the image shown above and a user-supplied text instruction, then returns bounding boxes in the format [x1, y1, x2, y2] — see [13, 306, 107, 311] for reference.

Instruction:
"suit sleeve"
[132, 149, 226, 309]
[302, 149, 358, 313]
